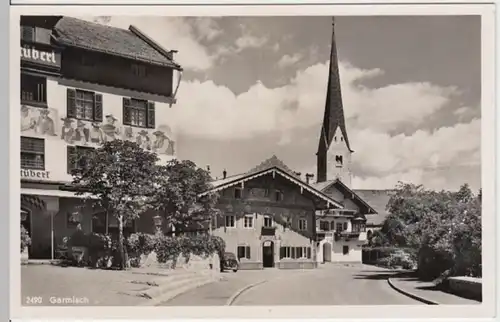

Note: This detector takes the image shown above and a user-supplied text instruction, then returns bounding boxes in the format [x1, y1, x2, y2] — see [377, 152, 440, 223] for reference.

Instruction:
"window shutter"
[146, 101, 155, 128]
[66, 89, 76, 118]
[21, 26, 34, 42]
[66, 146, 76, 174]
[122, 98, 131, 125]
[279, 247, 285, 259]
[291, 247, 296, 259]
[237, 246, 243, 259]
[94, 94, 103, 122]
[245, 246, 250, 259]
[307, 247, 311, 259]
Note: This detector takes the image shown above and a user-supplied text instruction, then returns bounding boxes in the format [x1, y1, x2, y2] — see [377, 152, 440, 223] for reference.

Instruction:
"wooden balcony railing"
[261, 226, 277, 236]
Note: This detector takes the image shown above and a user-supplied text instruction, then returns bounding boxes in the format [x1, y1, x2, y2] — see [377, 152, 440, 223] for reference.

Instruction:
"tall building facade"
[20, 16, 183, 259]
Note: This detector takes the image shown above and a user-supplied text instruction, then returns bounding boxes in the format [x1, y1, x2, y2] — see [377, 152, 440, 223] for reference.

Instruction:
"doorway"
[322, 242, 332, 263]
[262, 240, 274, 268]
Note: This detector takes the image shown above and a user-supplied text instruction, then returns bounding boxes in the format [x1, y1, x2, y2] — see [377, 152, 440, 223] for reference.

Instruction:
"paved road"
[162, 264, 422, 306]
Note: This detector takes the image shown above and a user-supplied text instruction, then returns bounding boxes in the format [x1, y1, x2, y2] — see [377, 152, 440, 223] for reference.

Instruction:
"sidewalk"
[388, 275, 480, 305]
[21, 264, 213, 306]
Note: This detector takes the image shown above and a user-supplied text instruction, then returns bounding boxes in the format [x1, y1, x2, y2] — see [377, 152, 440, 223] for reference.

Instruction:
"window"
[243, 215, 254, 228]
[234, 187, 242, 199]
[131, 64, 147, 77]
[264, 188, 270, 197]
[274, 190, 284, 202]
[67, 89, 103, 122]
[21, 74, 46, 105]
[330, 221, 335, 231]
[263, 215, 273, 228]
[334, 136, 337, 142]
[335, 155, 343, 167]
[352, 222, 366, 233]
[237, 245, 251, 260]
[319, 220, 329, 231]
[21, 137, 45, 170]
[341, 137, 344, 142]
[21, 26, 51, 44]
[225, 215, 235, 228]
[343, 222, 348, 231]
[336, 222, 343, 232]
[279, 246, 311, 259]
[123, 98, 155, 128]
[67, 146, 95, 174]
[92, 212, 135, 236]
[298, 218, 307, 231]
[343, 245, 349, 255]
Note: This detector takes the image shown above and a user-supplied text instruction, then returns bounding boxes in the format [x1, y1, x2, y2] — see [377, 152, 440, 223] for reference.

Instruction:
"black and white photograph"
[11, 4, 496, 320]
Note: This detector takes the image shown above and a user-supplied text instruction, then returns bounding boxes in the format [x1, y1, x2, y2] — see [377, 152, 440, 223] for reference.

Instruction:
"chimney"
[305, 173, 314, 185]
[206, 165, 211, 173]
[223, 169, 227, 179]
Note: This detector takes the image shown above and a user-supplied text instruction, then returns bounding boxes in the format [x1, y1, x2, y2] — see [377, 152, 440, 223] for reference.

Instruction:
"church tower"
[316, 17, 353, 187]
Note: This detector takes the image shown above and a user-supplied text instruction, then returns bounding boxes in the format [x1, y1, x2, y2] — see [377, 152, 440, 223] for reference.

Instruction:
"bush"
[21, 225, 31, 252]
[376, 250, 417, 269]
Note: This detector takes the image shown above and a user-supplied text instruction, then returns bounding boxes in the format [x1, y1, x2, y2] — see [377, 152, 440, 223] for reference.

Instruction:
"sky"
[83, 15, 481, 192]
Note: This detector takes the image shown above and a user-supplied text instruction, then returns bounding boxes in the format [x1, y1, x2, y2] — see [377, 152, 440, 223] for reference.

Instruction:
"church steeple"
[316, 17, 353, 185]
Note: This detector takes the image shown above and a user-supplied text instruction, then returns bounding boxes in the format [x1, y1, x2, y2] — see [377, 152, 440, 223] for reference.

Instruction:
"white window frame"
[298, 218, 307, 231]
[263, 215, 273, 228]
[296, 246, 309, 259]
[243, 214, 254, 228]
[237, 245, 251, 260]
[281, 246, 292, 259]
[225, 215, 236, 228]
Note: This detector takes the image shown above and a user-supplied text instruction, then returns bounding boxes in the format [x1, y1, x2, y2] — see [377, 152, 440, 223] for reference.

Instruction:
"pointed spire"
[318, 16, 352, 155]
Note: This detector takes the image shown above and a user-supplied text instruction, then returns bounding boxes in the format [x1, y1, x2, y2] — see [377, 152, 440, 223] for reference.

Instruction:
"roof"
[202, 156, 344, 209]
[53, 16, 181, 69]
[317, 18, 353, 155]
[311, 179, 377, 215]
[353, 189, 395, 226]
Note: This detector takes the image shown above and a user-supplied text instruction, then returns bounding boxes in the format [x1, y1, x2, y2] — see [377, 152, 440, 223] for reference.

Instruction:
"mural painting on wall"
[59, 113, 176, 156]
[21, 105, 58, 136]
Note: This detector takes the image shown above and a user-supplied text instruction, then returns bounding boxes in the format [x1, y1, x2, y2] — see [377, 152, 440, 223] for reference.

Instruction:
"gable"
[200, 167, 343, 210]
[312, 179, 377, 214]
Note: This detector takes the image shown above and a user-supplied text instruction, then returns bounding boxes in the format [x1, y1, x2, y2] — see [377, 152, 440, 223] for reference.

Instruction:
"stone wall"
[448, 276, 482, 301]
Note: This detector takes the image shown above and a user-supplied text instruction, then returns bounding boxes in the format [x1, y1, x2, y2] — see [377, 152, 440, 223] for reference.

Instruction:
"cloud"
[169, 59, 479, 191]
[78, 16, 216, 71]
[277, 53, 302, 68]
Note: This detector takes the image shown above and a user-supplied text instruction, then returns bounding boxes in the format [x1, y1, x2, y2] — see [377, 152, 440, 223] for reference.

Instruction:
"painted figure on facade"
[154, 125, 176, 156]
[90, 123, 102, 144]
[72, 120, 90, 145]
[136, 130, 151, 150]
[21, 105, 58, 136]
[123, 126, 134, 140]
[20, 105, 36, 132]
[100, 114, 120, 142]
[61, 117, 75, 143]
[35, 109, 56, 136]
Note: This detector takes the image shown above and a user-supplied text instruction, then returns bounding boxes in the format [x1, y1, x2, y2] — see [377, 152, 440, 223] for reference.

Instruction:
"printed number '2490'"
[25, 296, 43, 304]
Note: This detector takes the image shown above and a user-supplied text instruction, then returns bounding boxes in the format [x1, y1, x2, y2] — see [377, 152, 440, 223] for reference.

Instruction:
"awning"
[21, 194, 46, 210]
[21, 188, 98, 199]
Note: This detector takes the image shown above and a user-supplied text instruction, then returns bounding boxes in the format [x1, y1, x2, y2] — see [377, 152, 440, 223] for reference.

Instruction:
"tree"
[151, 159, 220, 232]
[379, 182, 482, 279]
[70, 140, 159, 269]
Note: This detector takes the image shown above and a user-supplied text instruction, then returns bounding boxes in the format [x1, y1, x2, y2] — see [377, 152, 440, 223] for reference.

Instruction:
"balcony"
[261, 226, 277, 236]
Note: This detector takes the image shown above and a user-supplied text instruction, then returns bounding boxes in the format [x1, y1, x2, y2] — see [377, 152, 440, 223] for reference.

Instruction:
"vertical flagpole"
[51, 212, 54, 261]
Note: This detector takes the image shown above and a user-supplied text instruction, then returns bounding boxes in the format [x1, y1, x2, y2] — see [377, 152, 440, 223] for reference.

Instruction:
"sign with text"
[21, 169, 51, 180]
[21, 45, 61, 68]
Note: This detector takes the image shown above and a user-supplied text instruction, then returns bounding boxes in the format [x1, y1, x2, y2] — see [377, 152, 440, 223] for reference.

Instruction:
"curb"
[387, 278, 439, 305]
[225, 280, 268, 306]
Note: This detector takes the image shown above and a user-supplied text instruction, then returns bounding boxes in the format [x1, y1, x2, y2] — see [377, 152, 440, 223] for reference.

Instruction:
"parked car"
[222, 252, 239, 272]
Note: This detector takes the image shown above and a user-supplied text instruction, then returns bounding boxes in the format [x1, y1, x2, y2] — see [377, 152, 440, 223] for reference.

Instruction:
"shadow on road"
[353, 270, 418, 281]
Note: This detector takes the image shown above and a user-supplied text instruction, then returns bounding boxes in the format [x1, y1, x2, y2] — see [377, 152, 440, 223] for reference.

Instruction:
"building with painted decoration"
[20, 16, 182, 259]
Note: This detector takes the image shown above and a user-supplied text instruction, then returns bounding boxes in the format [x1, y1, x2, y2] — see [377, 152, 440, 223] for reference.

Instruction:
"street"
[162, 264, 423, 306]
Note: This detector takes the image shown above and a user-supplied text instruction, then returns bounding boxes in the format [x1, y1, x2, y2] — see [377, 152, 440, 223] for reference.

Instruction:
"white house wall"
[20, 77, 177, 183]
